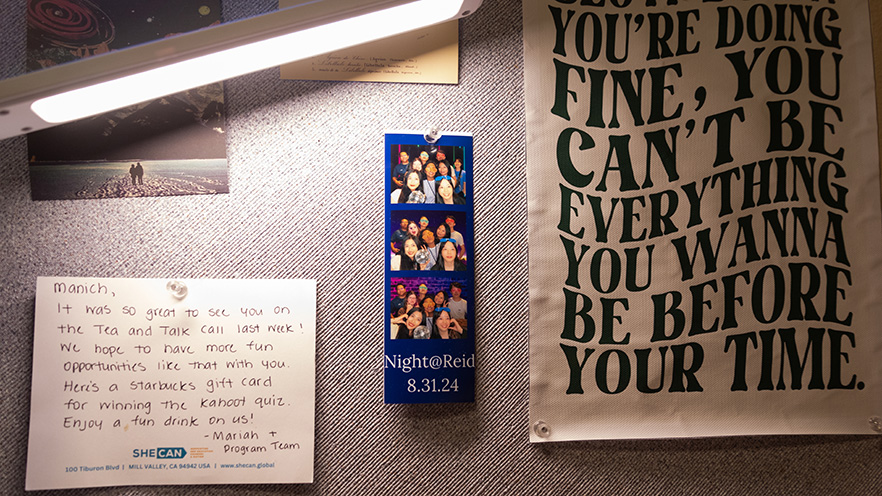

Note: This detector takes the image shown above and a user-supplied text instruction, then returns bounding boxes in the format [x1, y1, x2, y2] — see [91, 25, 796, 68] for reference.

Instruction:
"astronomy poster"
[525, 0, 882, 441]
[26, 0, 229, 201]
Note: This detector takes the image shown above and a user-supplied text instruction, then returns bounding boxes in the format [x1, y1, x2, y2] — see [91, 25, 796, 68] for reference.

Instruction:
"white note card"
[26, 277, 316, 490]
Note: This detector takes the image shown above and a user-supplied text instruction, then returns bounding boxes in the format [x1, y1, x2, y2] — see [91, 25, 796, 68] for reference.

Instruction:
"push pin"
[166, 280, 188, 299]
[869, 416, 882, 433]
[532, 420, 551, 438]
[424, 126, 442, 144]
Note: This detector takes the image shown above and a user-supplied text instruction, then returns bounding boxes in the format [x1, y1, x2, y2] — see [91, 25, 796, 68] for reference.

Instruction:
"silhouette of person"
[134, 162, 144, 185]
[129, 164, 137, 185]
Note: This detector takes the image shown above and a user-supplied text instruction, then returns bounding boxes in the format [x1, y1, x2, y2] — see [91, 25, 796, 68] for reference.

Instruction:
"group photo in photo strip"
[389, 277, 470, 340]
[389, 210, 468, 272]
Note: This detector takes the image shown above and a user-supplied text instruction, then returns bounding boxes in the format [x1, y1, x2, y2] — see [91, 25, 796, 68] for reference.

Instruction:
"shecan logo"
[132, 448, 188, 459]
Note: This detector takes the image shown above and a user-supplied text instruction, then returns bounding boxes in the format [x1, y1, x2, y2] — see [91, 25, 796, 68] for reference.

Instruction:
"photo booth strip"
[384, 131, 475, 404]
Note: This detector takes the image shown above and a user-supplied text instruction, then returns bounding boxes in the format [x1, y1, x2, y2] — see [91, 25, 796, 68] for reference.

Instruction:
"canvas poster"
[525, 0, 882, 441]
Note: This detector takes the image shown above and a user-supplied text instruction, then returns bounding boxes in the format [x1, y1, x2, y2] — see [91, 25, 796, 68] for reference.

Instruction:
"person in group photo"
[391, 150, 409, 189]
[421, 162, 437, 203]
[406, 222, 431, 269]
[392, 236, 421, 271]
[392, 307, 425, 339]
[395, 170, 424, 203]
[435, 175, 464, 205]
[448, 281, 468, 328]
[431, 307, 464, 339]
[436, 161, 456, 189]
[453, 157, 466, 197]
[445, 215, 467, 259]
[416, 283, 429, 304]
[409, 156, 425, 179]
[435, 222, 450, 242]
[420, 228, 438, 269]
[421, 295, 436, 334]
[435, 149, 449, 168]
[406, 221, 422, 241]
[431, 238, 467, 271]
[390, 283, 408, 317]
[433, 290, 448, 308]
[402, 290, 419, 314]
[390, 218, 409, 255]
[419, 216, 430, 231]
[433, 223, 452, 261]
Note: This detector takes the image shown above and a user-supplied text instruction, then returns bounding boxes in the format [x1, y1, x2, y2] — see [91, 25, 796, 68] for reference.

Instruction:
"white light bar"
[0, 0, 481, 140]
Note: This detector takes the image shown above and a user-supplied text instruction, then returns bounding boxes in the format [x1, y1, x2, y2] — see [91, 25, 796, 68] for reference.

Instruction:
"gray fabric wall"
[1, 0, 880, 494]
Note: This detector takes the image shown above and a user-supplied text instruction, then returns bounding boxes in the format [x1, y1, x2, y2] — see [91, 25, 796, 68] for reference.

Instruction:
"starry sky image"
[27, 0, 222, 69]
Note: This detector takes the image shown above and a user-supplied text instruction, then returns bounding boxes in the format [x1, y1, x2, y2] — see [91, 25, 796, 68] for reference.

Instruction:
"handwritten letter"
[26, 277, 316, 489]
[280, 20, 459, 84]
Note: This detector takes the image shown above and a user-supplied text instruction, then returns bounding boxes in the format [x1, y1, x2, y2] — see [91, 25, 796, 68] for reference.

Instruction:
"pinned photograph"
[384, 131, 474, 404]
[26, 0, 229, 200]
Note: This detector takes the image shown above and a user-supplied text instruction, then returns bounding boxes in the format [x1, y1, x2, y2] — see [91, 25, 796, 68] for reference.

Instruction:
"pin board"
[1, 0, 882, 494]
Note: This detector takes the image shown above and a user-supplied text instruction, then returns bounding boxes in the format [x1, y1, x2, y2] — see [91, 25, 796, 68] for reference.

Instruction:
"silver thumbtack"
[869, 417, 882, 433]
[532, 420, 551, 438]
[166, 280, 188, 299]
[424, 126, 442, 144]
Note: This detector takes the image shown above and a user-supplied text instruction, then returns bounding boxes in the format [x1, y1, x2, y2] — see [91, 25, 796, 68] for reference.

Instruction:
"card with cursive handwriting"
[279, 14, 459, 84]
[26, 277, 315, 489]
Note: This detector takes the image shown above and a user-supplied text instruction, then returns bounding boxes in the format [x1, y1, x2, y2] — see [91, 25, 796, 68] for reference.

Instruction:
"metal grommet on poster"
[532, 420, 551, 439]
[869, 416, 882, 433]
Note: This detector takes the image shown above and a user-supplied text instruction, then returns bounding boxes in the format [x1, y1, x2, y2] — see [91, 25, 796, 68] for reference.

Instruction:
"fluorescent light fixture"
[0, 0, 481, 140]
